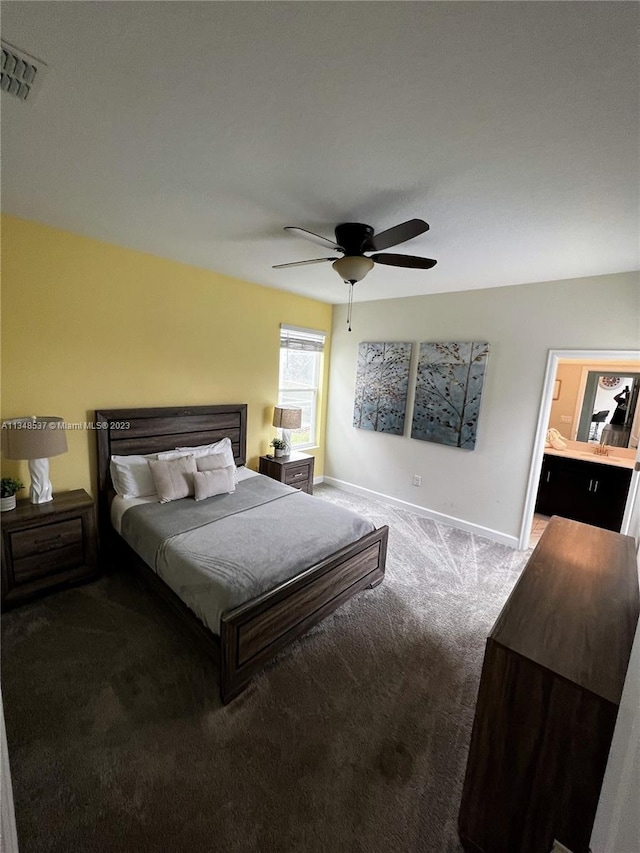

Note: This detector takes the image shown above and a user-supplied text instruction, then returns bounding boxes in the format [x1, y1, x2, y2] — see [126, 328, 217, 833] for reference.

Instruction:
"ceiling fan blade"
[366, 219, 430, 252]
[284, 226, 343, 252]
[273, 257, 338, 269]
[371, 253, 437, 270]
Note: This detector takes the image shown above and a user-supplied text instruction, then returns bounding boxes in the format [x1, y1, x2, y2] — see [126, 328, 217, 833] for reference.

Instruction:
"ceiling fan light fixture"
[332, 255, 374, 284]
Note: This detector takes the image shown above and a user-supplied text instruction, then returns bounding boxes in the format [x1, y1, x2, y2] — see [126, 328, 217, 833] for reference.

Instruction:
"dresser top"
[491, 516, 639, 704]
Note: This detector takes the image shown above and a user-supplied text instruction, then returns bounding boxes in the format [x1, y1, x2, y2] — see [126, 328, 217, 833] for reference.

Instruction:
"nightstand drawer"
[10, 518, 82, 560]
[284, 463, 312, 487]
[13, 542, 85, 584]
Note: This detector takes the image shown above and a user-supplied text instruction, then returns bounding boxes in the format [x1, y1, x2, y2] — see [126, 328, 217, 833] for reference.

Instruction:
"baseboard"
[323, 476, 520, 549]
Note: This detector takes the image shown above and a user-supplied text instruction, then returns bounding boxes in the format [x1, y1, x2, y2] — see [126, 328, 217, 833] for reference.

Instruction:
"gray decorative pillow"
[193, 466, 236, 501]
[148, 455, 197, 503]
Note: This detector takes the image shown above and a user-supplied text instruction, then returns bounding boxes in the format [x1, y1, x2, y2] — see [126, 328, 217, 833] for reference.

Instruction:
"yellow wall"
[548, 363, 584, 436]
[1, 216, 332, 497]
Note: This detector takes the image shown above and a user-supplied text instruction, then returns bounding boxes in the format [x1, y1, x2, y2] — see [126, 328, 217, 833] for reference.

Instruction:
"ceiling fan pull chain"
[347, 282, 354, 332]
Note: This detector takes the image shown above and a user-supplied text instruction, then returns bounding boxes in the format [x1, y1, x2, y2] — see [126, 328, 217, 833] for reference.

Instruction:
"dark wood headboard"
[94, 404, 247, 550]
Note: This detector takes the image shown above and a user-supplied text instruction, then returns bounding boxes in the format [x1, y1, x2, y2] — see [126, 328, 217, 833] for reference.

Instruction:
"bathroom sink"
[549, 448, 595, 458]
[585, 452, 632, 466]
[549, 447, 633, 465]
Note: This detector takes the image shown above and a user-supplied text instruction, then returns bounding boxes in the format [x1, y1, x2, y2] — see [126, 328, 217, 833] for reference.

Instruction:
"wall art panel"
[411, 341, 490, 449]
[353, 342, 413, 435]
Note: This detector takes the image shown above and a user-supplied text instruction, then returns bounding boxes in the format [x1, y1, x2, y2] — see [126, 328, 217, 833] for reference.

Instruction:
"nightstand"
[1, 489, 98, 610]
[259, 452, 315, 494]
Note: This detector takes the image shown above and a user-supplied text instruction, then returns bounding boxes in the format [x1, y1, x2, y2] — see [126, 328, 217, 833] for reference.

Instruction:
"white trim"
[620, 465, 639, 536]
[1, 689, 19, 853]
[324, 476, 519, 549]
[519, 349, 640, 551]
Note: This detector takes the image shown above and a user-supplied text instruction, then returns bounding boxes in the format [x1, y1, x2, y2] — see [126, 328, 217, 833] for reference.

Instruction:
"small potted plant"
[1, 478, 24, 512]
[270, 437, 287, 458]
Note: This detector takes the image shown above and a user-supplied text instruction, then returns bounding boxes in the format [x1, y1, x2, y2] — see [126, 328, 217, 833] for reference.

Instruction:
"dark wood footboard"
[220, 525, 388, 703]
[110, 524, 387, 705]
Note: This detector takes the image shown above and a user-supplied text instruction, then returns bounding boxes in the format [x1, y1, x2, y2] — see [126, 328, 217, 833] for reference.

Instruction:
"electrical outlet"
[412, 474, 422, 486]
[560, 415, 572, 423]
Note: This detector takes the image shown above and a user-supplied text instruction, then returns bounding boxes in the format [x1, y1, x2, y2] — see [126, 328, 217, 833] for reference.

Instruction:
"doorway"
[519, 349, 640, 550]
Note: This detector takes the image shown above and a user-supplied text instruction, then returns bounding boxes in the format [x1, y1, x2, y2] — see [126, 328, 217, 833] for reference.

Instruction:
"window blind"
[280, 325, 326, 353]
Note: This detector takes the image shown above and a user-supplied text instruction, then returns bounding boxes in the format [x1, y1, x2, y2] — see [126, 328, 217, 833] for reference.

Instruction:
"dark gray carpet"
[2, 485, 528, 853]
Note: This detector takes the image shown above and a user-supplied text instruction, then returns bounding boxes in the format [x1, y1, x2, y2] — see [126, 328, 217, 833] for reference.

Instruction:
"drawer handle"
[292, 472, 304, 478]
[593, 480, 599, 493]
[37, 534, 63, 546]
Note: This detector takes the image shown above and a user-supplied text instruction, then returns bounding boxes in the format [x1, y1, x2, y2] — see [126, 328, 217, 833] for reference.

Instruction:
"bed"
[95, 404, 388, 703]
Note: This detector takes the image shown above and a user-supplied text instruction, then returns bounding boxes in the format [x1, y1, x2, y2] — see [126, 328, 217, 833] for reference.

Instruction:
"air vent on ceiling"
[0, 40, 48, 103]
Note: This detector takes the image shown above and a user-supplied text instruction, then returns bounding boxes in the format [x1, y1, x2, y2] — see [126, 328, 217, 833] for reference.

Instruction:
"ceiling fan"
[273, 218, 436, 282]
[273, 218, 437, 330]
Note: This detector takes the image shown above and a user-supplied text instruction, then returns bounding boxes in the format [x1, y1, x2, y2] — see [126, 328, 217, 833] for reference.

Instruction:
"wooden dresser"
[458, 516, 639, 853]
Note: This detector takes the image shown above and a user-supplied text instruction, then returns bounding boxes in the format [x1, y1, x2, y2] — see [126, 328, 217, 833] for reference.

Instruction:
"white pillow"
[176, 437, 236, 474]
[148, 455, 197, 503]
[110, 454, 157, 498]
[157, 450, 191, 461]
[193, 466, 236, 501]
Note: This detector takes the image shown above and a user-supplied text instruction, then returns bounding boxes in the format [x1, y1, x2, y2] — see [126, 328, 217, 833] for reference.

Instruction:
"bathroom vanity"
[535, 445, 634, 532]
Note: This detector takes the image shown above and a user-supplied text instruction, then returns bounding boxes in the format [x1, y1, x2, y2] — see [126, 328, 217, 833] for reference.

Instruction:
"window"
[278, 325, 326, 449]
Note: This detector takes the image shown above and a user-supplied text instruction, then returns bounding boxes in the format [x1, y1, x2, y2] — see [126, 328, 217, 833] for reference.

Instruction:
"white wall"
[590, 553, 640, 853]
[325, 271, 640, 545]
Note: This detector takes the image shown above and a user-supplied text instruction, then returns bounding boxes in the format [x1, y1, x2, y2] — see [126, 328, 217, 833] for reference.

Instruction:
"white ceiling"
[2, 2, 638, 304]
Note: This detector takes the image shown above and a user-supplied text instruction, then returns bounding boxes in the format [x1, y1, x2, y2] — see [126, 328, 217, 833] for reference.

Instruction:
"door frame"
[519, 348, 640, 551]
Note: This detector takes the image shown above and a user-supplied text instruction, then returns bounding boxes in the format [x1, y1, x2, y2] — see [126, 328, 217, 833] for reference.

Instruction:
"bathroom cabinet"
[535, 454, 631, 531]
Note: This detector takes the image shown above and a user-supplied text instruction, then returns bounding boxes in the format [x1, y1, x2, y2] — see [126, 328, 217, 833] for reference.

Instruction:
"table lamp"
[272, 406, 302, 456]
[1, 416, 68, 503]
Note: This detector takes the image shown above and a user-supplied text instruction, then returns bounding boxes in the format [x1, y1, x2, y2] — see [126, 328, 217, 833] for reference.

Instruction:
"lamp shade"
[1, 417, 68, 460]
[332, 256, 374, 284]
[272, 406, 302, 430]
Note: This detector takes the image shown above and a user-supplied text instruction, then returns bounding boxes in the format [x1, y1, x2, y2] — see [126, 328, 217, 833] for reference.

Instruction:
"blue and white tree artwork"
[411, 341, 490, 450]
[353, 342, 413, 435]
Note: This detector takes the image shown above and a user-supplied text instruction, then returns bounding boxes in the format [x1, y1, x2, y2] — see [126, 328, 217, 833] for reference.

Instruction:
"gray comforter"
[120, 475, 374, 633]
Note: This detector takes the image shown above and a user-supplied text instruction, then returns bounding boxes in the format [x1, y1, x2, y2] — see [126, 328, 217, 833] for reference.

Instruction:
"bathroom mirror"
[576, 372, 640, 447]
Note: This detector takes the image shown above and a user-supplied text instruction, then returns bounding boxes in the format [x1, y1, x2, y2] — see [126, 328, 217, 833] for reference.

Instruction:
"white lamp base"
[282, 429, 293, 456]
[28, 457, 53, 503]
